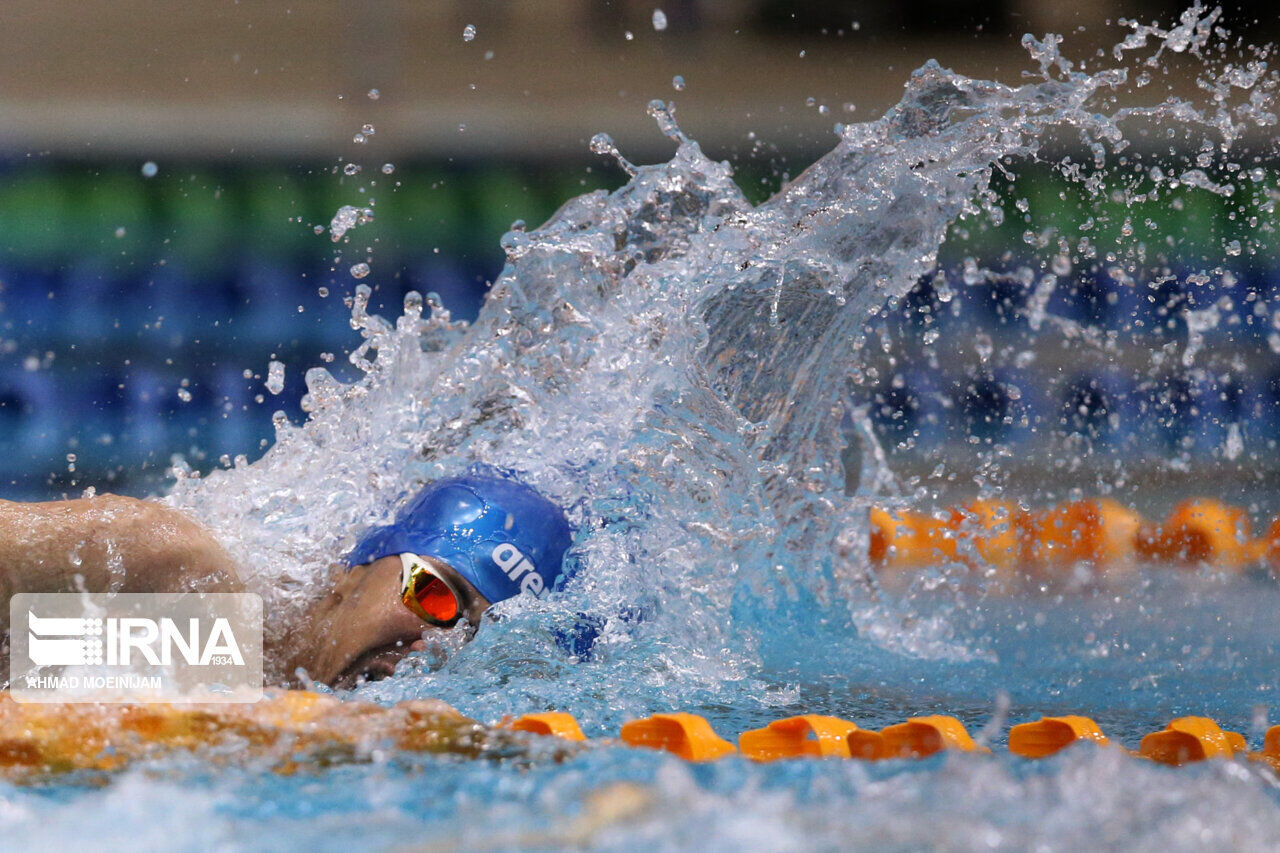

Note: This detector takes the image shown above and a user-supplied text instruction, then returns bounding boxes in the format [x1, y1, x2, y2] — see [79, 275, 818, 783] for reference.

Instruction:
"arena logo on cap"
[491, 543, 547, 597]
[10, 593, 263, 704]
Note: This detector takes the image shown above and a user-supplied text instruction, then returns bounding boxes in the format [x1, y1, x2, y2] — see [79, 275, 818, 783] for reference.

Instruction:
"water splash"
[328, 205, 374, 242]
[165, 6, 1278, 721]
[264, 361, 285, 396]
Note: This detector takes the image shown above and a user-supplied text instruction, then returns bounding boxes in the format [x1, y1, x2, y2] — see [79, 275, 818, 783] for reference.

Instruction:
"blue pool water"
[9, 7, 1280, 850]
[2, 572, 1277, 852]
[3, 574, 1278, 851]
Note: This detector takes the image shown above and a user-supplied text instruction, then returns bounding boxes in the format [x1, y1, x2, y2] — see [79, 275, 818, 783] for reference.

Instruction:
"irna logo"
[26, 611, 245, 668]
[10, 593, 263, 704]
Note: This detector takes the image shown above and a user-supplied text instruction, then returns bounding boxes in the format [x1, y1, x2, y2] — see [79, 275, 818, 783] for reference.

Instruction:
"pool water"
[3, 573, 1278, 851]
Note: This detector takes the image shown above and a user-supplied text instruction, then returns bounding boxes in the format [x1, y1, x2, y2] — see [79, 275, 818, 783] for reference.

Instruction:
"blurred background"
[0, 0, 1276, 505]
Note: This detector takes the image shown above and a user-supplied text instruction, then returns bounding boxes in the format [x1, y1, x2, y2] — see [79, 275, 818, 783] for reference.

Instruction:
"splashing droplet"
[352, 133, 367, 145]
[1225, 423, 1244, 461]
[344, 163, 362, 175]
[462, 23, 476, 42]
[381, 163, 395, 175]
[367, 88, 380, 100]
[264, 361, 285, 395]
[624, 30, 634, 41]
[403, 290, 424, 319]
[588, 132, 615, 156]
[672, 75, 685, 92]
[350, 262, 370, 279]
[652, 9, 667, 31]
[328, 205, 374, 241]
[974, 333, 994, 363]
[588, 132, 637, 175]
[646, 99, 687, 143]
[140, 161, 158, 178]
[177, 388, 192, 403]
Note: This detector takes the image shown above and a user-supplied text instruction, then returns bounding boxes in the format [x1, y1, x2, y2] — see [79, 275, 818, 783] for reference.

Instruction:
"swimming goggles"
[398, 553, 486, 628]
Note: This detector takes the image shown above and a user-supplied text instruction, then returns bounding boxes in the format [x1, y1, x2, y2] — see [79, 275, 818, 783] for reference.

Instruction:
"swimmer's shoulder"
[0, 493, 244, 595]
[0, 493, 182, 541]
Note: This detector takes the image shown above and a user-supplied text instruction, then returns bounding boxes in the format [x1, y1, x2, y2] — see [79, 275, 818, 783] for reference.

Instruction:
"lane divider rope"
[518, 709, 1280, 770]
[0, 693, 1277, 775]
[870, 497, 1280, 574]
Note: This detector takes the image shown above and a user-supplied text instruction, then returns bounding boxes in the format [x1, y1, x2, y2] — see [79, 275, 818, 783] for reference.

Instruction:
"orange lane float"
[878, 715, 988, 759]
[1138, 717, 1246, 765]
[1257, 725, 1280, 772]
[946, 499, 1023, 571]
[871, 496, 1280, 577]
[738, 715, 873, 762]
[1134, 500, 1253, 571]
[869, 507, 959, 571]
[1254, 518, 1280, 567]
[619, 712, 737, 762]
[505, 711, 587, 741]
[2, 696, 1277, 778]
[1019, 499, 1141, 578]
[1007, 716, 1110, 758]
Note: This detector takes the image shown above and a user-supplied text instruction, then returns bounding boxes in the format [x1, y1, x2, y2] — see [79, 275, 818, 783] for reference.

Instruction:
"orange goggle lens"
[399, 554, 463, 625]
[414, 576, 460, 622]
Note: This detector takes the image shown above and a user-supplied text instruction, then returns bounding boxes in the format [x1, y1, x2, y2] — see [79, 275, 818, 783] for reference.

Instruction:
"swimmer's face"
[309, 555, 486, 688]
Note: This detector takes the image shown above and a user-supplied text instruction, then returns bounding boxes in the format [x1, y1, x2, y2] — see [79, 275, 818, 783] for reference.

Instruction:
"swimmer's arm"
[0, 495, 245, 606]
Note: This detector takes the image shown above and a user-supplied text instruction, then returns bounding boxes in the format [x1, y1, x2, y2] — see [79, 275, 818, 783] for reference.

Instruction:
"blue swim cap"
[347, 474, 573, 605]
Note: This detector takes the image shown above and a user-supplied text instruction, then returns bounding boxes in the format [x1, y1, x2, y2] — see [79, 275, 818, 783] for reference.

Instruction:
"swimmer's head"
[347, 474, 573, 627]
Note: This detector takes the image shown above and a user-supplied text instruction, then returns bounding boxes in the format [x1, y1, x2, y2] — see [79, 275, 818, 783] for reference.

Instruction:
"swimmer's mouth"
[333, 638, 427, 689]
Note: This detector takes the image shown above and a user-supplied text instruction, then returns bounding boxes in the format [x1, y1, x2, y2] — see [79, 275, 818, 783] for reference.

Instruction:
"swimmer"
[0, 474, 573, 687]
